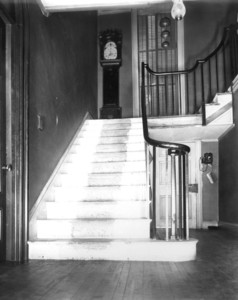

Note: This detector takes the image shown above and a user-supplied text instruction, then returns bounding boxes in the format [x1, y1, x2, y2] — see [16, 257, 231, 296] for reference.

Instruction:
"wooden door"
[156, 142, 198, 230]
[0, 18, 7, 261]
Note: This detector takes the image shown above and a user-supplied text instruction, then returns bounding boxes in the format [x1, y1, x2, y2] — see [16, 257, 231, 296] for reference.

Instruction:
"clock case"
[99, 29, 123, 119]
[99, 29, 122, 67]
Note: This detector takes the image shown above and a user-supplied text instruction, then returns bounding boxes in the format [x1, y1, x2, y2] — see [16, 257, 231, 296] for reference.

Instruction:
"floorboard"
[1, 228, 238, 299]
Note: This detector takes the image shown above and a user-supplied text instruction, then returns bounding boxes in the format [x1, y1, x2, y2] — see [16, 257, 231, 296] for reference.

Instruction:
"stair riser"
[37, 219, 151, 239]
[55, 172, 146, 187]
[29, 239, 198, 261]
[60, 161, 146, 174]
[79, 129, 143, 138]
[214, 92, 232, 104]
[70, 143, 144, 154]
[75, 136, 144, 145]
[46, 201, 150, 219]
[83, 123, 143, 131]
[65, 151, 145, 163]
[85, 118, 142, 125]
[54, 186, 146, 202]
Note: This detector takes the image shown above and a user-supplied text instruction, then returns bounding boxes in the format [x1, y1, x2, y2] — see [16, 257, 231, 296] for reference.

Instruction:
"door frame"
[0, 3, 29, 262]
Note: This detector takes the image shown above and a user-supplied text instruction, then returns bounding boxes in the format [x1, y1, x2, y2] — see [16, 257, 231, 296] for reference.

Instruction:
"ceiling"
[37, 0, 237, 16]
[37, 0, 179, 15]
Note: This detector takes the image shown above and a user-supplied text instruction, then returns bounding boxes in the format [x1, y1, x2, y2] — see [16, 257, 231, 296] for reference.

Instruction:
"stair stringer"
[29, 112, 93, 240]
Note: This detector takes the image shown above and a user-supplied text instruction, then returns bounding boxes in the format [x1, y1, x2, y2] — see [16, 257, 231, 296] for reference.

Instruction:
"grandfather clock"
[99, 29, 122, 119]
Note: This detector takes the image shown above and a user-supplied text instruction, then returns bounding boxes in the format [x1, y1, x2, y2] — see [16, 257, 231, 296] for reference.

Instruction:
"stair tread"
[47, 199, 148, 203]
[38, 218, 150, 221]
[30, 238, 157, 243]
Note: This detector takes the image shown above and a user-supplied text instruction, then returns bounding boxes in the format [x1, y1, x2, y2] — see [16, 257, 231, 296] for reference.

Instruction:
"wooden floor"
[1, 227, 238, 300]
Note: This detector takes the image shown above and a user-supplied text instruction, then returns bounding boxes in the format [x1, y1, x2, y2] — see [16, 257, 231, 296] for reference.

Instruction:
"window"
[138, 13, 178, 116]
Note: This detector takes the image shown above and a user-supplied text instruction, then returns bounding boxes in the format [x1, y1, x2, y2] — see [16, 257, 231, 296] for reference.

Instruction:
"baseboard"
[29, 112, 93, 222]
[202, 221, 218, 229]
[219, 221, 238, 231]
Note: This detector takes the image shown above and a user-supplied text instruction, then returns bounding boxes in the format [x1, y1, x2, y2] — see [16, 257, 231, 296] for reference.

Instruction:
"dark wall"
[184, 2, 237, 68]
[98, 12, 133, 118]
[219, 88, 238, 224]
[28, 4, 98, 210]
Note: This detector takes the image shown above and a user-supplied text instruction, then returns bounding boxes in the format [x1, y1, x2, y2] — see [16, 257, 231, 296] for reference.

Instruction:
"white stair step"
[85, 118, 142, 125]
[37, 219, 151, 239]
[46, 201, 150, 219]
[79, 128, 143, 138]
[213, 92, 232, 104]
[75, 135, 144, 144]
[56, 172, 146, 187]
[66, 151, 145, 163]
[54, 185, 146, 202]
[70, 143, 144, 154]
[83, 122, 143, 131]
[148, 115, 202, 127]
[206, 93, 232, 124]
[61, 161, 146, 174]
[29, 238, 198, 261]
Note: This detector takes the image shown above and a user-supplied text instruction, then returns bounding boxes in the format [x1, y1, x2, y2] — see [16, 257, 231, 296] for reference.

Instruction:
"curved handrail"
[141, 62, 190, 154]
[145, 23, 238, 78]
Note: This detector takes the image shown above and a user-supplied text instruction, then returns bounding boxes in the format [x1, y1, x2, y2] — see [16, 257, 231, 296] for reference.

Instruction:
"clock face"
[104, 41, 117, 60]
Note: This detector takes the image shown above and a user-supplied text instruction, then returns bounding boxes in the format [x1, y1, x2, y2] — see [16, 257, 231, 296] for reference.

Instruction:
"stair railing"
[142, 23, 238, 125]
[142, 62, 190, 241]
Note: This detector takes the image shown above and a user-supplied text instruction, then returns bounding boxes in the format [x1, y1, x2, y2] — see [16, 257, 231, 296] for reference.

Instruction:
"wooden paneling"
[28, 3, 98, 211]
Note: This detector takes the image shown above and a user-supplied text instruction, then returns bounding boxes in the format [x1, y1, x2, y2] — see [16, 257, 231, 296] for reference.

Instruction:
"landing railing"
[142, 24, 238, 241]
[142, 23, 238, 125]
[142, 63, 190, 241]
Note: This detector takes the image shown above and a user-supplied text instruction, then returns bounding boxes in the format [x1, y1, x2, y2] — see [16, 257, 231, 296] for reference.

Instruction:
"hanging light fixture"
[171, 0, 186, 21]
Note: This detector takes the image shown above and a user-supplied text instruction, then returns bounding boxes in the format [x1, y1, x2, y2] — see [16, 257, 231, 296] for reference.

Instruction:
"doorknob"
[2, 164, 12, 172]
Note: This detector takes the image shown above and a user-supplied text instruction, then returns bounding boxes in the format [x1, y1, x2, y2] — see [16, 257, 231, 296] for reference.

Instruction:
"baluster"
[208, 59, 212, 101]
[156, 75, 160, 116]
[200, 63, 206, 126]
[152, 146, 157, 239]
[171, 74, 174, 115]
[186, 73, 189, 114]
[169, 149, 177, 240]
[193, 71, 197, 112]
[222, 44, 227, 90]
[178, 151, 183, 239]
[229, 34, 235, 80]
[183, 152, 189, 240]
[145, 143, 152, 237]
[215, 53, 219, 92]
[165, 150, 169, 241]
[165, 75, 168, 115]
[179, 74, 182, 115]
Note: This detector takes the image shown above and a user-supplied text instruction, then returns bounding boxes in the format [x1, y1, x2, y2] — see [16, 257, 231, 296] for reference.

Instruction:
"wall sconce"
[171, 0, 186, 21]
[162, 41, 170, 48]
[160, 17, 171, 28]
[160, 17, 171, 49]
[161, 30, 170, 39]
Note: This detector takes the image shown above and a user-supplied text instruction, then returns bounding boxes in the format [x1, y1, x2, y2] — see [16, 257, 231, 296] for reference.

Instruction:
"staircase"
[28, 117, 197, 262]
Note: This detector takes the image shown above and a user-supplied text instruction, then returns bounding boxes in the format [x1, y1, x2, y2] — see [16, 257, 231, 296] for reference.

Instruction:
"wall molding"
[219, 221, 238, 230]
